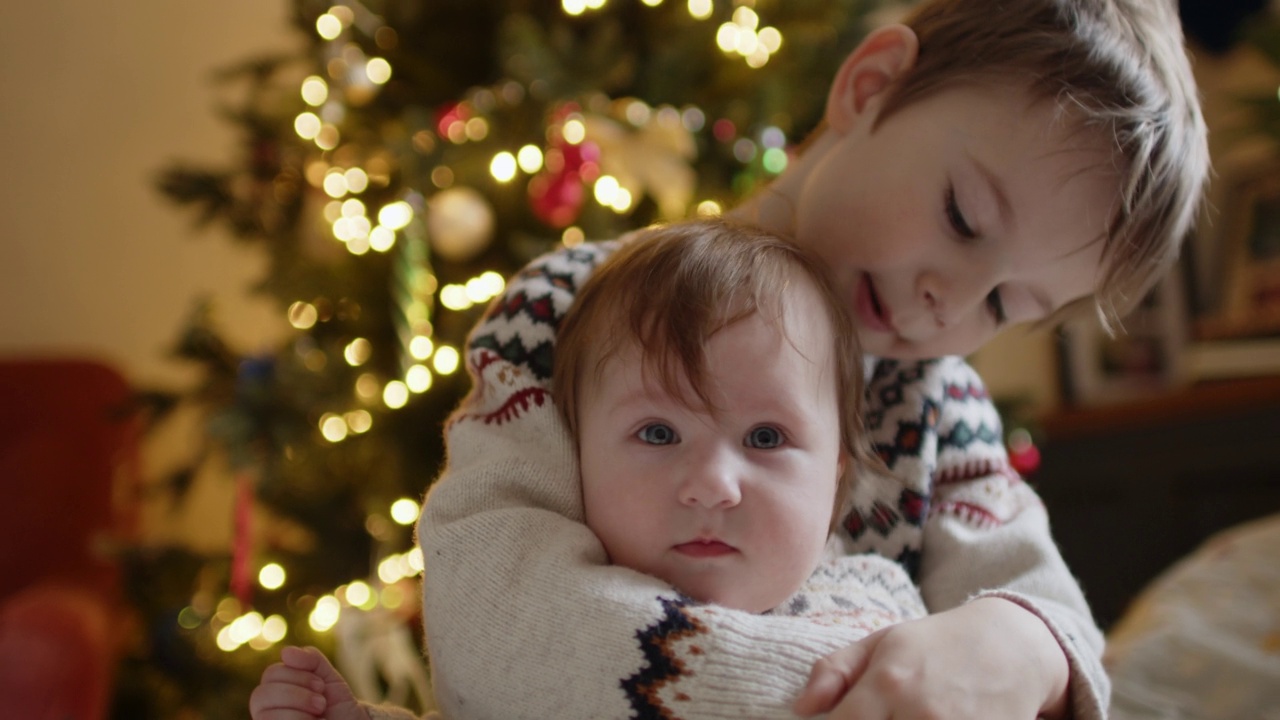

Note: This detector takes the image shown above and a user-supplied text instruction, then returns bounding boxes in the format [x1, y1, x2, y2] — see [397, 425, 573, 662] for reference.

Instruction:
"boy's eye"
[986, 288, 1007, 325]
[745, 426, 784, 449]
[637, 423, 678, 445]
[945, 184, 976, 239]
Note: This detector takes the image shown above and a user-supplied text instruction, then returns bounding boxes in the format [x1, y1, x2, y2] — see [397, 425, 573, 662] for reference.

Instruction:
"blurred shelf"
[1041, 374, 1280, 440]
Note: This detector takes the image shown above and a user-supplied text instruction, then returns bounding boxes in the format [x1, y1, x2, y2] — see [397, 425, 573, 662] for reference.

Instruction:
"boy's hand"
[249, 645, 371, 720]
[792, 597, 1070, 719]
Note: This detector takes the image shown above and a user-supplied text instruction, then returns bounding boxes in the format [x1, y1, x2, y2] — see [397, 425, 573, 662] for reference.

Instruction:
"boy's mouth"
[857, 274, 894, 333]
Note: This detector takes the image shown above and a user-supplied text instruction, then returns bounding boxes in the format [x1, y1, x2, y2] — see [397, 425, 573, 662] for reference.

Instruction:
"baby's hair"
[878, 0, 1208, 329]
[553, 218, 874, 525]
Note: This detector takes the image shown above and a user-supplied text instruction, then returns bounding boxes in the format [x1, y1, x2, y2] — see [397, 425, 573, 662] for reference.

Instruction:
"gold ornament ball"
[427, 186, 495, 262]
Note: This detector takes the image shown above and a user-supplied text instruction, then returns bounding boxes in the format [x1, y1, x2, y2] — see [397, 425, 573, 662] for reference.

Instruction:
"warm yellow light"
[476, 271, 505, 299]
[261, 615, 288, 643]
[309, 596, 341, 632]
[344, 337, 372, 366]
[758, 27, 782, 53]
[258, 563, 286, 590]
[356, 373, 381, 401]
[383, 380, 410, 409]
[562, 0, 587, 15]
[440, 284, 472, 311]
[433, 346, 460, 375]
[295, 112, 322, 140]
[347, 235, 371, 255]
[517, 145, 544, 174]
[490, 151, 517, 182]
[465, 117, 489, 142]
[732, 6, 759, 30]
[345, 581, 372, 607]
[562, 118, 586, 145]
[594, 175, 620, 206]
[216, 625, 239, 652]
[746, 47, 771, 68]
[301, 76, 329, 106]
[586, 0, 606, 8]
[697, 200, 723, 216]
[288, 301, 318, 330]
[687, 0, 712, 20]
[366, 57, 392, 84]
[407, 547, 424, 573]
[378, 555, 402, 584]
[316, 13, 343, 40]
[409, 335, 435, 360]
[320, 413, 349, 442]
[390, 498, 420, 525]
[610, 187, 633, 213]
[344, 168, 369, 193]
[323, 171, 349, 198]
[345, 409, 372, 434]
[641, 0, 663, 5]
[316, 124, 340, 151]
[378, 201, 414, 230]
[230, 612, 264, 645]
[405, 364, 432, 393]
[716, 23, 739, 53]
[369, 225, 396, 252]
[341, 198, 366, 218]
[562, 226, 585, 247]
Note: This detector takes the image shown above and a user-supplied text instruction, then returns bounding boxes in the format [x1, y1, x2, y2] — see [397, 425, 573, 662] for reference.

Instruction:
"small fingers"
[248, 679, 327, 719]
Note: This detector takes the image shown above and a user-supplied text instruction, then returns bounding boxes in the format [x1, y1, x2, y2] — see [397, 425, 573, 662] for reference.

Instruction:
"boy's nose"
[917, 270, 991, 327]
[678, 448, 743, 509]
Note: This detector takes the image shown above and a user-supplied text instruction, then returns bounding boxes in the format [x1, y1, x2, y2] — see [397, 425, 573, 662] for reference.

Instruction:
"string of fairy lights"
[204, 0, 792, 655]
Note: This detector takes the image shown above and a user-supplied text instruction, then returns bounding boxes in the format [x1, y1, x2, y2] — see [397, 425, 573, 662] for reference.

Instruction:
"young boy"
[414, 0, 1209, 717]
[250, 221, 928, 719]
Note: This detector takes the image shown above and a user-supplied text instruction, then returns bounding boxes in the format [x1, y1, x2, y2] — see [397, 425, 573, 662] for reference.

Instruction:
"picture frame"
[1059, 274, 1189, 406]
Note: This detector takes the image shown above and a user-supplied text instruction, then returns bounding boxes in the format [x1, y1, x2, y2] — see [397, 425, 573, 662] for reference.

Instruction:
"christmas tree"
[120, 0, 894, 716]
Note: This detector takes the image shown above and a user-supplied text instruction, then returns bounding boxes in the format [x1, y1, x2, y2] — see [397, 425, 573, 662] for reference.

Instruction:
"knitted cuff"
[975, 590, 1109, 720]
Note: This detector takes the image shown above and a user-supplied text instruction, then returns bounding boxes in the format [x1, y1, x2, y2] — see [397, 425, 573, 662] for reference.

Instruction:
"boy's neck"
[726, 128, 837, 238]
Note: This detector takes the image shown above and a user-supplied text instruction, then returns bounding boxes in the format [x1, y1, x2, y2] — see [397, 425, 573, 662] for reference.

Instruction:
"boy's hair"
[882, 0, 1209, 329]
[553, 219, 873, 526]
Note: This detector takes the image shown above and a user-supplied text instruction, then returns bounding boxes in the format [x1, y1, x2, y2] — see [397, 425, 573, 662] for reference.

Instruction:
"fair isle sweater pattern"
[420, 241, 1107, 720]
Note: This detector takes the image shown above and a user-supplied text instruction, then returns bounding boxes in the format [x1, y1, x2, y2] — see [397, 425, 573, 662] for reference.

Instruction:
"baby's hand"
[792, 597, 1070, 719]
[249, 645, 370, 720]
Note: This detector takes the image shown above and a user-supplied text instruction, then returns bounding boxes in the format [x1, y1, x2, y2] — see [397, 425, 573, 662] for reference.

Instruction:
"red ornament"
[528, 168, 585, 229]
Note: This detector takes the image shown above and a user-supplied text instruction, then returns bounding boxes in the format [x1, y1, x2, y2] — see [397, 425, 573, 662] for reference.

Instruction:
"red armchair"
[0, 358, 140, 720]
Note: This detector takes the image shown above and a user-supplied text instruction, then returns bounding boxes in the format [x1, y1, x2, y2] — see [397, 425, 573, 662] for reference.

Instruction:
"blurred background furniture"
[0, 358, 140, 720]
[1035, 375, 1280, 630]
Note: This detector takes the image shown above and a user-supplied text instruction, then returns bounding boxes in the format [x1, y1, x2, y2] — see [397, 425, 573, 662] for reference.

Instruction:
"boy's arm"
[416, 246, 878, 718]
[917, 357, 1108, 719]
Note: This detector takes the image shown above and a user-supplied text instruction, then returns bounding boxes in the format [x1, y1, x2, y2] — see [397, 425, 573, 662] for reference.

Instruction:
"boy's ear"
[826, 24, 919, 133]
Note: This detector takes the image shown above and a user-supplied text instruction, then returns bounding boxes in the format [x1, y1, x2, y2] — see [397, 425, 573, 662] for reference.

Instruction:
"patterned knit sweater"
[368, 241, 1109, 720]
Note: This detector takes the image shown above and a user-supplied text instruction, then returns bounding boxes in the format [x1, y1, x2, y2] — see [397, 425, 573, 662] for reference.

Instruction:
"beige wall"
[0, 0, 290, 389]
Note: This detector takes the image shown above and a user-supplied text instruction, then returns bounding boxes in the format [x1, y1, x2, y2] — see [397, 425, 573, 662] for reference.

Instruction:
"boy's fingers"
[281, 645, 328, 670]
[792, 629, 884, 716]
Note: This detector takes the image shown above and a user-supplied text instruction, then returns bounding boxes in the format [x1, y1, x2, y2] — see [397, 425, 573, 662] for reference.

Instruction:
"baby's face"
[576, 285, 844, 613]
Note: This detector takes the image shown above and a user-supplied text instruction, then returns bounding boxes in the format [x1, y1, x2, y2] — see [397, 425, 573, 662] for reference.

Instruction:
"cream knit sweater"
[368, 241, 1109, 720]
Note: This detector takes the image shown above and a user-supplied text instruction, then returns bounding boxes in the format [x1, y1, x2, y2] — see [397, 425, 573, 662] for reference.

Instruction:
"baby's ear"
[826, 24, 919, 133]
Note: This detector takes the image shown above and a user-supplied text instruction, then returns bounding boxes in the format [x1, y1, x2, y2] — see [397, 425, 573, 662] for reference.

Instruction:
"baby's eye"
[745, 425, 784, 449]
[637, 423, 679, 445]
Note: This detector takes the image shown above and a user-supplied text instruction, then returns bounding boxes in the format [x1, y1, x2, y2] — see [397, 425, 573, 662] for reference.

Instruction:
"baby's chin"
[674, 581, 784, 614]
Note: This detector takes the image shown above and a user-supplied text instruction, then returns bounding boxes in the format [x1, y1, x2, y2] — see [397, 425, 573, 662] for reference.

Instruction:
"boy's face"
[794, 81, 1118, 359]
[576, 284, 844, 614]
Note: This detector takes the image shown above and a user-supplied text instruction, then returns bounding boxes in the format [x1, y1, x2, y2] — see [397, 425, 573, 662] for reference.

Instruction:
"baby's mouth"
[673, 539, 737, 558]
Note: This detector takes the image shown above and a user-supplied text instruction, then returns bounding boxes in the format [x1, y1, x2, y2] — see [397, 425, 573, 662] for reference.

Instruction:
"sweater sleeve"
[415, 245, 886, 719]
[913, 356, 1110, 720]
